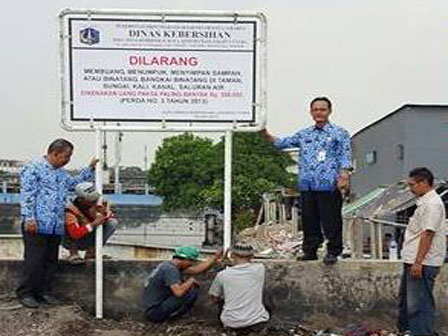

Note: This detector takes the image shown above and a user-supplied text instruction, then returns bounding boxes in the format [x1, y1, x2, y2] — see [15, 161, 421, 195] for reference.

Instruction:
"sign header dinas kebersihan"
[128, 29, 232, 39]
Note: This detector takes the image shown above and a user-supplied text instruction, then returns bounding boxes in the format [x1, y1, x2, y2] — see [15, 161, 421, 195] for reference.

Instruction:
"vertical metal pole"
[102, 130, 108, 171]
[114, 132, 122, 194]
[95, 128, 104, 319]
[223, 131, 233, 251]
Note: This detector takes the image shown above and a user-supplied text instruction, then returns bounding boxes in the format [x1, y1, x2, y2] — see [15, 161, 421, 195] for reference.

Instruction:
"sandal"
[66, 255, 84, 265]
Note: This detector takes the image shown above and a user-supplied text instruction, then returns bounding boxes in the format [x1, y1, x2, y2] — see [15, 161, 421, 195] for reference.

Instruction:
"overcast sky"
[1, 0, 447, 169]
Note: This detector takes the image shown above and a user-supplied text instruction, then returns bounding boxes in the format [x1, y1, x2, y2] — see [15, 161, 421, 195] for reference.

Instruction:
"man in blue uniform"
[17, 139, 97, 308]
[259, 97, 352, 264]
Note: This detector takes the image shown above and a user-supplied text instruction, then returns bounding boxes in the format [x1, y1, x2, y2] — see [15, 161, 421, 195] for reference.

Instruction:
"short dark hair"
[47, 138, 74, 154]
[409, 167, 434, 186]
[310, 96, 332, 111]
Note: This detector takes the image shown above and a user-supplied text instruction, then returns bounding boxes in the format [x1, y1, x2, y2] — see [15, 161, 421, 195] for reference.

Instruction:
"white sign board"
[60, 10, 267, 131]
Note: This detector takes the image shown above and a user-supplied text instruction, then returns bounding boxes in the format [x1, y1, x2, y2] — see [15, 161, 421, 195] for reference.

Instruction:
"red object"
[65, 205, 93, 240]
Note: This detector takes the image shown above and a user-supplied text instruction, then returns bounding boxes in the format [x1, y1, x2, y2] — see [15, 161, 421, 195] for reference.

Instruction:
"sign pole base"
[224, 130, 233, 251]
[95, 128, 104, 319]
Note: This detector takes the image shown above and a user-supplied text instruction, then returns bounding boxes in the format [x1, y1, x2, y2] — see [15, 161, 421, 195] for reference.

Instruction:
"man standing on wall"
[398, 167, 446, 336]
[17, 139, 97, 308]
[259, 97, 352, 264]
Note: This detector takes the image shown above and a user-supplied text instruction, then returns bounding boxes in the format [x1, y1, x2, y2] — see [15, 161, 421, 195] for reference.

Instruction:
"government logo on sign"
[80, 28, 100, 45]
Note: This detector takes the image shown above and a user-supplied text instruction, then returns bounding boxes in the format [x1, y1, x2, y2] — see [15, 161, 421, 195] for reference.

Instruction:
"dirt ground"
[0, 296, 445, 336]
[0, 303, 289, 336]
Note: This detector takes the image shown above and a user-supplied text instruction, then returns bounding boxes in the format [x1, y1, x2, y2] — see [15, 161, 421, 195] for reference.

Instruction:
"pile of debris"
[237, 223, 303, 258]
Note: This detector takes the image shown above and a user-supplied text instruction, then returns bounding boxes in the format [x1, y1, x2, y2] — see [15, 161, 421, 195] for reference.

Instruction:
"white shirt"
[401, 189, 446, 266]
[209, 263, 269, 328]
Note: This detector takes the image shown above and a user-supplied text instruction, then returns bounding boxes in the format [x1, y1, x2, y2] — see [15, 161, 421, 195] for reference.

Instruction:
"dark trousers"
[146, 288, 198, 323]
[397, 264, 440, 336]
[16, 231, 61, 299]
[301, 190, 343, 256]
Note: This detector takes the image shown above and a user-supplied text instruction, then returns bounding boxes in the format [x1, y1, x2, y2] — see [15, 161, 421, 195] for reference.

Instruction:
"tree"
[148, 133, 217, 211]
[201, 132, 296, 230]
[148, 132, 296, 231]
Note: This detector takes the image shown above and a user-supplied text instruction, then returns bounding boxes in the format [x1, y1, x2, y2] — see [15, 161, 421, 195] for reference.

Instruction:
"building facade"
[351, 105, 448, 197]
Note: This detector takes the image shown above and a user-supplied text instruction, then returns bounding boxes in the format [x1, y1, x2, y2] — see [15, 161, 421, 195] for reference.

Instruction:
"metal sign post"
[95, 128, 104, 319]
[223, 130, 233, 251]
[59, 9, 267, 319]
[114, 131, 122, 194]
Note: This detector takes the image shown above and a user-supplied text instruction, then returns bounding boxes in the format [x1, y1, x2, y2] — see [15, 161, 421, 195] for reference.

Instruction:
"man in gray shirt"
[144, 246, 221, 322]
[397, 167, 446, 336]
[209, 243, 270, 329]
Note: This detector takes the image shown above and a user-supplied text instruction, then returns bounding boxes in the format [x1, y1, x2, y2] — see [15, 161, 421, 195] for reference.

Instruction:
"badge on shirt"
[318, 150, 326, 162]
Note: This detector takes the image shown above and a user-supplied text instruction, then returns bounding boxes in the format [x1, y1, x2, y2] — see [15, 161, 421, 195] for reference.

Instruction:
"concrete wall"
[0, 236, 200, 260]
[0, 204, 165, 235]
[0, 204, 20, 234]
[1, 259, 448, 324]
[0, 204, 205, 247]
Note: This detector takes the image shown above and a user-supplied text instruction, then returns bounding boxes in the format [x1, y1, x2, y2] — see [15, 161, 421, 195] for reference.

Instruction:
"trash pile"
[237, 223, 303, 259]
[282, 324, 398, 336]
[219, 322, 403, 336]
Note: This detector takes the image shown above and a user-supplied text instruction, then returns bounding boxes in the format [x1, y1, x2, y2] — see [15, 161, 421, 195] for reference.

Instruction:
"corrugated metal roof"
[342, 186, 387, 217]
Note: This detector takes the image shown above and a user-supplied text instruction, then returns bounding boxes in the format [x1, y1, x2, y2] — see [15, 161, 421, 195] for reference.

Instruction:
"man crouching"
[63, 182, 117, 263]
[144, 246, 222, 322]
[209, 243, 270, 330]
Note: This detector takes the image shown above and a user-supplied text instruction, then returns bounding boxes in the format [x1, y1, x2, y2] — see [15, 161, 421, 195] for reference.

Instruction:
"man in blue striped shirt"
[17, 139, 97, 308]
[259, 97, 352, 265]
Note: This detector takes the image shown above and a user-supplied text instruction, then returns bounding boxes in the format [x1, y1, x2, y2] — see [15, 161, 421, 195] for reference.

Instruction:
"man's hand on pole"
[89, 158, 99, 170]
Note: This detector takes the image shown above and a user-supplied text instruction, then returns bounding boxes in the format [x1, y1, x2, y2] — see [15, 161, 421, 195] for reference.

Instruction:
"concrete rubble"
[237, 223, 303, 258]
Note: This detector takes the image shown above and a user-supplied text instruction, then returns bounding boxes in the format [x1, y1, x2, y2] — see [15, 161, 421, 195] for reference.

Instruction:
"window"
[366, 151, 377, 165]
[396, 144, 404, 161]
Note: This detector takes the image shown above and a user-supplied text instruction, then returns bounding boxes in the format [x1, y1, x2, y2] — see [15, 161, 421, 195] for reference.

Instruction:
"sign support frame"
[59, 9, 267, 319]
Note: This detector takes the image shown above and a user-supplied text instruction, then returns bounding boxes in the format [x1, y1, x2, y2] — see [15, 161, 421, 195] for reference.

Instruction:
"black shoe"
[297, 254, 318, 261]
[37, 294, 61, 305]
[323, 254, 338, 265]
[20, 295, 39, 309]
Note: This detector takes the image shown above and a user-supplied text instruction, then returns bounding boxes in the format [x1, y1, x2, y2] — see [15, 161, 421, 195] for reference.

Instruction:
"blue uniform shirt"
[274, 122, 352, 191]
[20, 157, 94, 235]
